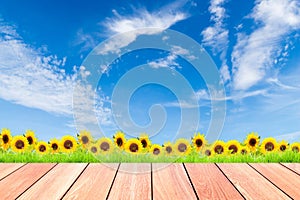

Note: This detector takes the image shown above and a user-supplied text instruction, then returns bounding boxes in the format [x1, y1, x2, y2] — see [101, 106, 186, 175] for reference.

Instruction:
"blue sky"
[0, 0, 300, 144]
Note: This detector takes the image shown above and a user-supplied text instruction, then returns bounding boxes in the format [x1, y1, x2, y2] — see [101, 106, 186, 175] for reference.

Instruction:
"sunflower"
[77, 130, 93, 148]
[138, 133, 151, 150]
[124, 138, 143, 154]
[278, 140, 289, 152]
[174, 138, 191, 156]
[24, 130, 37, 147]
[226, 140, 241, 154]
[96, 138, 114, 154]
[11, 135, 28, 153]
[244, 132, 260, 152]
[0, 128, 12, 150]
[113, 131, 126, 149]
[203, 148, 214, 157]
[35, 141, 49, 154]
[291, 142, 300, 153]
[60, 135, 78, 153]
[260, 137, 278, 154]
[150, 144, 162, 156]
[89, 144, 99, 154]
[212, 140, 226, 155]
[240, 146, 250, 155]
[191, 133, 206, 152]
[49, 139, 60, 153]
[163, 141, 174, 155]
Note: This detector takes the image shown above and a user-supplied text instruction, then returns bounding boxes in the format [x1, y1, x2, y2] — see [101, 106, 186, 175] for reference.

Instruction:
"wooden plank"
[63, 163, 119, 200]
[250, 163, 300, 199]
[17, 163, 87, 200]
[0, 163, 55, 199]
[152, 163, 197, 200]
[185, 164, 243, 200]
[107, 163, 151, 200]
[0, 163, 25, 180]
[217, 163, 290, 200]
[281, 163, 300, 175]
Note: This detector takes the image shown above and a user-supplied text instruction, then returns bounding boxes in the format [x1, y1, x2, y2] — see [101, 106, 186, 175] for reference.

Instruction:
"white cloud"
[267, 77, 299, 90]
[201, 0, 230, 83]
[194, 88, 267, 101]
[0, 21, 75, 115]
[97, 1, 188, 55]
[148, 45, 196, 70]
[232, 0, 300, 90]
[274, 131, 300, 142]
[148, 54, 180, 69]
[74, 29, 99, 52]
[164, 101, 200, 109]
[171, 45, 196, 60]
[0, 20, 114, 131]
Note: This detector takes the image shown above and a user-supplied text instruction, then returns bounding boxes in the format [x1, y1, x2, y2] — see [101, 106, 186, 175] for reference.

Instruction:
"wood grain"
[217, 163, 290, 200]
[152, 163, 197, 200]
[17, 163, 87, 200]
[63, 163, 119, 200]
[281, 163, 300, 175]
[185, 163, 243, 200]
[250, 163, 300, 199]
[0, 163, 25, 180]
[107, 163, 151, 200]
[0, 163, 55, 199]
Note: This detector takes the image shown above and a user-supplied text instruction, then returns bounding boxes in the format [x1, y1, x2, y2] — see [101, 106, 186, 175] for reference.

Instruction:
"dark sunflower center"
[195, 139, 203, 147]
[100, 142, 110, 151]
[178, 143, 187, 152]
[166, 146, 172, 154]
[141, 139, 147, 148]
[3, 135, 9, 143]
[51, 143, 58, 150]
[81, 136, 89, 144]
[241, 149, 247, 155]
[205, 149, 211, 156]
[153, 148, 160, 155]
[116, 138, 123, 146]
[129, 143, 139, 152]
[27, 136, 33, 145]
[249, 138, 257, 146]
[229, 145, 238, 154]
[280, 145, 286, 151]
[91, 146, 97, 153]
[292, 146, 299, 152]
[214, 145, 224, 154]
[64, 140, 73, 149]
[39, 145, 46, 152]
[265, 142, 274, 151]
[15, 140, 25, 149]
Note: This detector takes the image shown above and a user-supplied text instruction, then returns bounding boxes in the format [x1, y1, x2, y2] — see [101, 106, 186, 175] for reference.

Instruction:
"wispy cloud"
[148, 54, 180, 69]
[201, 0, 230, 83]
[195, 88, 267, 101]
[231, 0, 300, 90]
[274, 131, 300, 142]
[96, 1, 189, 55]
[148, 45, 196, 69]
[0, 20, 74, 115]
[74, 29, 99, 52]
[0, 20, 113, 133]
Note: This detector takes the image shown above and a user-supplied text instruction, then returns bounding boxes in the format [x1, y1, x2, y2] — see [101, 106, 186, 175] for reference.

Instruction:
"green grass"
[1, 149, 300, 163]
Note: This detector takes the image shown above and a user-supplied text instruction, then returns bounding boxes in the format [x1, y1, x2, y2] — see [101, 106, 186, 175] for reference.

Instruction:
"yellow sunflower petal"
[125, 138, 143, 154]
[260, 137, 278, 154]
[0, 128, 13, 150]
[11, 135, 29, 153]
[60, 135, 78, 153]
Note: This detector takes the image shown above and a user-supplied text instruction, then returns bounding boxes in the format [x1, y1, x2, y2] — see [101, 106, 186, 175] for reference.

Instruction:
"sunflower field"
[1, 128, 300, 163]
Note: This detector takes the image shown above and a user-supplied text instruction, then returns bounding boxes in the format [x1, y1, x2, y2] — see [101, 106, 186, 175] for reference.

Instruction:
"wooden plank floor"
[0, 163, 299, 199]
